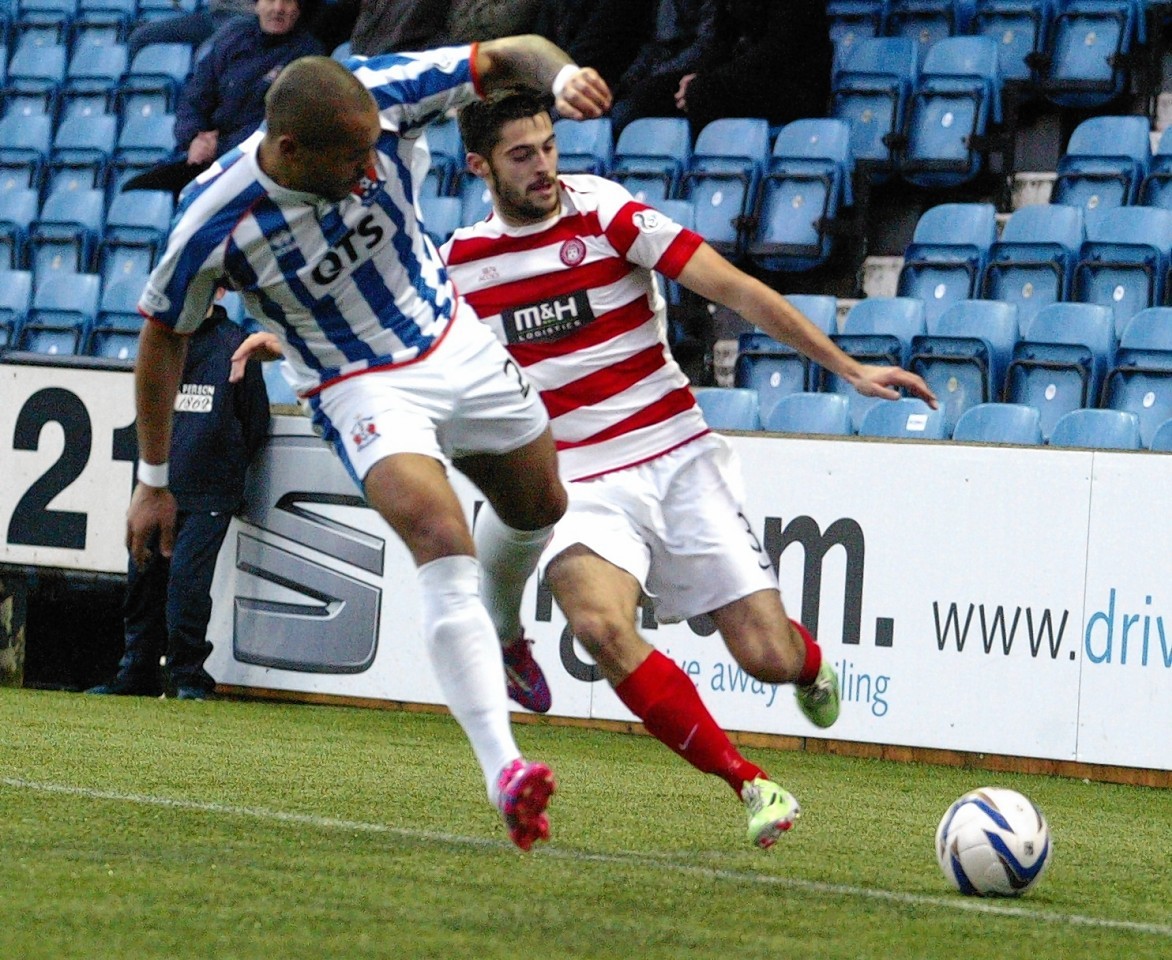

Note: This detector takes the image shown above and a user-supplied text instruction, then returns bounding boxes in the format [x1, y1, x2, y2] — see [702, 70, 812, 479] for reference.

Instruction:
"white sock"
[474, 506, 554, 647]
[417, 554, 520, 803]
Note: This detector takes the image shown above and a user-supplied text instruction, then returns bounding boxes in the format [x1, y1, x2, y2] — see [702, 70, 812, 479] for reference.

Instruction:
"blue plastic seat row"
[830, 1, 1147, 109]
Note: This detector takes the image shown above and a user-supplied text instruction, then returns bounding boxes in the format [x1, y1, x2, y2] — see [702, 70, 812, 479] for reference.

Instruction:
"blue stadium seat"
[1150, 417, 1172, 452]
[829, 0, 890, 75]
[1050, 115, 1151, 212]
[748, 118, 854, 272]
[98, 187, 173, 286]
[761, 390, 853, 435]
[858, 395, 947, 438]
[897, 202, 998, 326]
[263, 360, 300, 405]
[419, 194, 461, 247]
[884, 0, 974, 52]
[116, 42, 193, 117]
[16, 270, 100, 355]
[1049, 408, 1140, 449]
[0, 267, 33, 349]
[108, 112, 177, 196]
[46, 111, 117, 195]
[424, 117, 463, 196]
[553, 117, 612, 175]
[61, 42, 126, 119]
[1036, 0, 1145, 109]
[909, 298, 1019, 434]
[982, 202, 1083, 333]
[29, 186, 104, 277]
[900, 35, 1002, 189]
[84, 273, 142, 360]
[457, 174, 493, 226]
[971, 0, 1055, 85]
[733, 294, 839, 423]
[832, 36, 919, 183]
[1072, 206, 1172, 341]
[4, 40, 66, 118]
[830, 296, 927, 428]
[610, 116, 691, 204]
[681, 117, 770, 256]
[1138, 126, 1172, 210]
[0, 108, 52, 194]
[694, 386, 761, 431]
[73, 1, 133, 49]
[0, 186, 39, 268]
[951, 401, 1043, 444]
[1100, 307, 1172, 448]
[1005, 301, 1115, 440]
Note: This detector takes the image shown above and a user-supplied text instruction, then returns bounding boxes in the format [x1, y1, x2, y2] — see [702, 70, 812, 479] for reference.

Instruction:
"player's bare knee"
[568, 608, 628, 664]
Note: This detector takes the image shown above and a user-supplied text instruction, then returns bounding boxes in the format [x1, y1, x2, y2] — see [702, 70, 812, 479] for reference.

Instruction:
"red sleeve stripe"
[444, 210, 603, 265]
[556, 385, 699, 449]
[604, 200, 650, 257]
[507, 297, 653, 366]
[655, 228, 704, 279]
[469, 42, 483, 96]
[464, 256, 633, 318]
[540, 343, 666, 419]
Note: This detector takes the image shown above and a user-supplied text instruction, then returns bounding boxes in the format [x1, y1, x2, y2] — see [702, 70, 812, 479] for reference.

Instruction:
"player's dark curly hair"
[457, 88, 555, 159]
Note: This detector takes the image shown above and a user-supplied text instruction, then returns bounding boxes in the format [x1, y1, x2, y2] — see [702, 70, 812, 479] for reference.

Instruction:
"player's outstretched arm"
[675, 242, 938, 407]
[475, 35, 612, 120]
[126, 320, 187, 568]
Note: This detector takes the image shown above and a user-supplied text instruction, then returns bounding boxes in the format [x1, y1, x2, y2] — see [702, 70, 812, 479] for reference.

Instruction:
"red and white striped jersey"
[441, 174, 709, 481]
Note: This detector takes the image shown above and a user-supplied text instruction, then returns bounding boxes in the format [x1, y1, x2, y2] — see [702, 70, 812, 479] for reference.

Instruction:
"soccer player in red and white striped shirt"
[442, 90, 936, 848]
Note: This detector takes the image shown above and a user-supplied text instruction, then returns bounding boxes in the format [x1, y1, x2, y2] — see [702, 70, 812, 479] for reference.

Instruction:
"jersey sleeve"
[590, 178, 704, 279]
[137, 205, 228, 335]
[347, 45, 481, 136]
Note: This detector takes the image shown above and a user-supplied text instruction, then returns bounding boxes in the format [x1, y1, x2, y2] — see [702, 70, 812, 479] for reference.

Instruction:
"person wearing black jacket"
[88, 304, 270, 700]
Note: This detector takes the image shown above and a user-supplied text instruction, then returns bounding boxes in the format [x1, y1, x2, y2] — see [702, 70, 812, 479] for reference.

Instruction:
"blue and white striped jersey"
[139, 46, 483, 396]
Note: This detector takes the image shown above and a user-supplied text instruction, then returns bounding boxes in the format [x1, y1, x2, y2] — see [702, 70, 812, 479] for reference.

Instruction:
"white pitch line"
[4, 776, 1170, 939]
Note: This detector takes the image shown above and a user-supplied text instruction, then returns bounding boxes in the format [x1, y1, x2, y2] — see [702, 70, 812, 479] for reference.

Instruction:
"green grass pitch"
[1, 688, 1169, 959]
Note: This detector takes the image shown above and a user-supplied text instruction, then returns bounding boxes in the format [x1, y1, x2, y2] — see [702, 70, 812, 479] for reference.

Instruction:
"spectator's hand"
[230, 331, 284, 383]
[554, 67, 612, 121]
[126, 483, 177, 570]
[674, 74, 696, 112]
[187, 130, 219, 166]
[849, 365, 939, 408]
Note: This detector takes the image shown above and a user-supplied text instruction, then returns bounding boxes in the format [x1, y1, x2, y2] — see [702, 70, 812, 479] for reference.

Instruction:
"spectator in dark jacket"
[87, 301, 270, 700]
[675, 0, 832, 135]
[125, 0, 322, 199]
[533, 0, 655, 91]
[176, 0, 323, 163]
[608, 0, 721, 135]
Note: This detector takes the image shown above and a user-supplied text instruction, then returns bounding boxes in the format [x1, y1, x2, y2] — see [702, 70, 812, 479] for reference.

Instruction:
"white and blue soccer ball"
[935, 787, 1051, 897]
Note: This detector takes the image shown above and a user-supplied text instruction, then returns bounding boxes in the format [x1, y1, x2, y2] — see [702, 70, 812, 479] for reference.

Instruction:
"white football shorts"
[543, 433, 778, 623]
[309, 309, 549, 484]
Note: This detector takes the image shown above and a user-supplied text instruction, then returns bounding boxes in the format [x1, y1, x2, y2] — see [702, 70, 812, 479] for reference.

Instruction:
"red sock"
[614, 650, 765, 796]
[791, 619, 823, 686]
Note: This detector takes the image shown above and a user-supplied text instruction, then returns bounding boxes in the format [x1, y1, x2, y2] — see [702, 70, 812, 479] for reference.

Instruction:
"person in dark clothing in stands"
[127, 0, 322, 199]
[176, 0, 323, 166]
[87, 299, 270, 700]
[533, 0, 655, 91]
[674, 0, 832, 135]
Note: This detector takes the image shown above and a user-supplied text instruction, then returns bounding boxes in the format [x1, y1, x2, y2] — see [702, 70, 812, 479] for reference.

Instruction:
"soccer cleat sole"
[500, 763, 556, 851]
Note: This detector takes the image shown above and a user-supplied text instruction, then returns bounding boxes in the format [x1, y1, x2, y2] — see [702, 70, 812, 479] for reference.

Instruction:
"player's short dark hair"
[457, 88, 555, 158]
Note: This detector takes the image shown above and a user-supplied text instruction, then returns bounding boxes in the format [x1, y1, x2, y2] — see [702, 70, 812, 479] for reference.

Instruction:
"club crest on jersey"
[352, 168, 383, 206]
[269, 227, 297, 258]
[632, 210, 664, 233]
[501, 290, 595, 344]
[351, 415, 379, 451]
[559, 238, 587, 266]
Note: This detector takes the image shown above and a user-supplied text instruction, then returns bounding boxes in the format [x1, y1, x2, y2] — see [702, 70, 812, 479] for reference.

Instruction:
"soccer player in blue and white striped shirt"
[127, 41, 612, 851]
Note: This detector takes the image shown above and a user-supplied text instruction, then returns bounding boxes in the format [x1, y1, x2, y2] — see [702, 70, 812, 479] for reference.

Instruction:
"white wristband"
[551, 64, 579, 100]
[136, 460, 169, 488]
